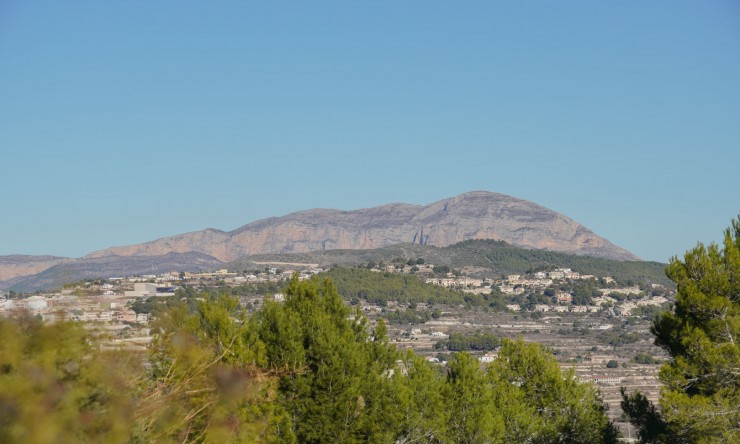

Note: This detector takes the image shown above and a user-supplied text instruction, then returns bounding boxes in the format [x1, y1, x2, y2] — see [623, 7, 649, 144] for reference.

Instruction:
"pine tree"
[259, 276, 404, 443]
[488, 339, 619, 444]
[394, 350, 449, 443]
[140, 294, 275, 442]
[445, 352, 505, 443]
[623, 216, 740, 443]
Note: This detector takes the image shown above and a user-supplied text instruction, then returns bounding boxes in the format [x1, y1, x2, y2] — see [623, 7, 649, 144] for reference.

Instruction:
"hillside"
[8, 252, 224, 292]
[322, 267, 476, 306]
[2, 192, 647, 290]
[230, 239, 671, 287]
[85, 191, 639, 262]
[0, 255, 73, 290]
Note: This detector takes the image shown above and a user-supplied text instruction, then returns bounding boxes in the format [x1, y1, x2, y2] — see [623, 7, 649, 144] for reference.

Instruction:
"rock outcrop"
[86, 191, 639, 262]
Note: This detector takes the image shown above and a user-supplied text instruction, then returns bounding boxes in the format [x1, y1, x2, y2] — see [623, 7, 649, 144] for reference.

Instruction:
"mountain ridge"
[0, 255, 74, 285]
[84, 191, 638, 262]
[1, 191, 641, 290]
[4, 252, 223, 292]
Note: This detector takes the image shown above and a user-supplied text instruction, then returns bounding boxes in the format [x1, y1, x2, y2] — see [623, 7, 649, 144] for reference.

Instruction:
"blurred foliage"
[0, 315, 138, 443]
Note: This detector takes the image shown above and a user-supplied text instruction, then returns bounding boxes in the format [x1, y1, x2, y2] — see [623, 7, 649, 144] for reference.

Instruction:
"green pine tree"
[140, 294, 275, 442]
[623, 216, 740, 443]
[445, 352, 505, 443]
[258, 276, 404, 443]
[488, 339, 619, 444]
[393, 350, 449, 443]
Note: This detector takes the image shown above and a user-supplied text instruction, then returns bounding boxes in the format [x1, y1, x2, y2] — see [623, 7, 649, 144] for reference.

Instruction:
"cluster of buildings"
[531, 303, 601, 314]
[380, 263, 672, 317]
[496, 269, 596, 295]
[115, 266, 327, 288]
[1, 265, 329, 326]
[0, 293, 149, 324]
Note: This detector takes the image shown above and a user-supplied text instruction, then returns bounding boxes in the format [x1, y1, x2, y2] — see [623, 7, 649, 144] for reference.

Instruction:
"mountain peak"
[84, 191, 638, 262]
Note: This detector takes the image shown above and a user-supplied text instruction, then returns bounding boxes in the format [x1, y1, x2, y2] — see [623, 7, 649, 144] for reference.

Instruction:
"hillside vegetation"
[322, 267, 488, 306]
[230, 239, 672, 287]
[451, 240, 670, 285]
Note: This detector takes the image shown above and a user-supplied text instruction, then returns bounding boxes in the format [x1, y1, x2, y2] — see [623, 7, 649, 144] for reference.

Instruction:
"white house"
[124, 283, 157, 298]
[480, 352, 498, 363]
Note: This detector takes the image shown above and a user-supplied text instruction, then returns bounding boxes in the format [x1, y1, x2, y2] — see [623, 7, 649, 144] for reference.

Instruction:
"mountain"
[86, 191, 639, 262]
[0, 255, 73, 290]
[2, 191, 642, 291]
[8, 252, 224, 292]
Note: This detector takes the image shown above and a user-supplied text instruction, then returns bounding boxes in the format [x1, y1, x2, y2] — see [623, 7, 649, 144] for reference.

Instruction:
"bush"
[633, 352, 658, 364]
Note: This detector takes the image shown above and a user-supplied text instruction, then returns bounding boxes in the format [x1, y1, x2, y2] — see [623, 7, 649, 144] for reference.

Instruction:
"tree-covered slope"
[447, 240, 671, 285]
[321, 267, 484, 306]
[231, 239, 672, 287]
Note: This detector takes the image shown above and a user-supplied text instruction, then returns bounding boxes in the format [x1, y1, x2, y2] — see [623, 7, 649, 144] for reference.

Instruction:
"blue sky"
[2, 1, 739, 262]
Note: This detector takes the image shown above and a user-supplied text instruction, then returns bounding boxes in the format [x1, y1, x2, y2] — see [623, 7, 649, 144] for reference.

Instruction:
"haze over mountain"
[1, 191, 640, 291]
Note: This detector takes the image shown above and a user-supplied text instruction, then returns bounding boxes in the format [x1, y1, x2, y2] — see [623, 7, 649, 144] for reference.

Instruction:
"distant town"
[1, 258, 676, 433]
[1, 260, 672, 321]
[0, 260, 672, 349]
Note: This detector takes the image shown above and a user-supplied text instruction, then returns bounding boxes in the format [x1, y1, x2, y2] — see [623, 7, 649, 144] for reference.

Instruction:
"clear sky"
[2, 1, 739, 262]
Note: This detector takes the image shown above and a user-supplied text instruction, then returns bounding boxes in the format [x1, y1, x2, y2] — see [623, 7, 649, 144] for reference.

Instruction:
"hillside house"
[479, 352, 498, 363]
[556, 292, 573, 304]
[117, 310, 138, 323]
[584, 376, 624, 386]
[599, 286, 643, 296]
[499, 285, 524, 295]
[125, 283, 157, 298]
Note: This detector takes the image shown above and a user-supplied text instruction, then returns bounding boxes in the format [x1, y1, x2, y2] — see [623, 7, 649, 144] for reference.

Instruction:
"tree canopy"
[623, 216, 740, 443]
[1, 275, 620, 443]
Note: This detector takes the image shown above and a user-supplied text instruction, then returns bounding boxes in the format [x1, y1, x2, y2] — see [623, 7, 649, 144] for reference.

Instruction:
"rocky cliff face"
[86, 191, 639, 262]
